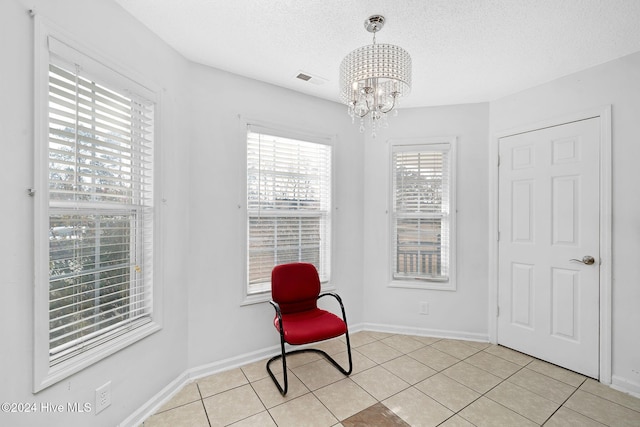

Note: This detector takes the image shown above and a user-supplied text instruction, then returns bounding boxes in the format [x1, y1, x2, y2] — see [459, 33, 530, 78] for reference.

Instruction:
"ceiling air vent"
[294, 71, 327, 86]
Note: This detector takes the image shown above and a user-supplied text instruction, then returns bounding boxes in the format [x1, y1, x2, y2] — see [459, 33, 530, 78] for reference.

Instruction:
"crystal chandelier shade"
[340, 15, 412, 137]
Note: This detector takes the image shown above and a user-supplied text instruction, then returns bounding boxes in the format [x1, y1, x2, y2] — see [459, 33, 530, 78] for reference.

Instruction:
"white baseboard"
[118, 370, 192, 427]
[362, 322, 489, 343]
[611, 375, 640, 398]
[119, 324, 486, 426]
[186, 344, 282, 381]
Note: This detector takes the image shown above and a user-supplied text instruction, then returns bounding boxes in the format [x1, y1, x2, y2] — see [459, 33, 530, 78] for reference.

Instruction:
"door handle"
[570, 256, 595, 265]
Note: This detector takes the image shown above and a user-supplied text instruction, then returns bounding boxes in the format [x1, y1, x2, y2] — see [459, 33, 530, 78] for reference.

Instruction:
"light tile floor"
[142, 331, 640, 426]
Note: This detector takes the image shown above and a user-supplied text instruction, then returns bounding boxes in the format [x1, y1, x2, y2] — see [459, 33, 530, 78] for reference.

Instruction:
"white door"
[498, 118, 600, 378]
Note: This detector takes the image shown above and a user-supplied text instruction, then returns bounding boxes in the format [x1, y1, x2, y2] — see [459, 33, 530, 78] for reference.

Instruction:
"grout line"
[578, 385, 640, 414]
[543, 381, 592, 426]
[419, 345, 548, 425]
[151, 382, 206, 415]
[562, 384, 640, 425]
[195, 383, 212, 427]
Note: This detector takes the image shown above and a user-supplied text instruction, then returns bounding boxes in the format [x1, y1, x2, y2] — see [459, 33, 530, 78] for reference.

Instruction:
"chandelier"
[340, 15, 412, 138]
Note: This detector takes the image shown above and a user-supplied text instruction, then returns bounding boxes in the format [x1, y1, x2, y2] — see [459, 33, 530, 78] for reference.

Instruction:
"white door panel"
[498, 118, 600, 378]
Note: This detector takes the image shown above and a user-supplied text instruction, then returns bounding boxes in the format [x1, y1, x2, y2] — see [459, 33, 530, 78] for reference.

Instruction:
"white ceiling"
[114, 0, 640, 108]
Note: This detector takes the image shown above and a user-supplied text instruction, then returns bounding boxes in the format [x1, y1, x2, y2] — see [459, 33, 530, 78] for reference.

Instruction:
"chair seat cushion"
[275, 308, 347, 345]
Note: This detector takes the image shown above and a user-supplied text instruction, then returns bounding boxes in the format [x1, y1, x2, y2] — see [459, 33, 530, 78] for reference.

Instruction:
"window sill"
[388, 280, 456, 291]
[34, 321, 160, 393]
[241, 292, 272, 306]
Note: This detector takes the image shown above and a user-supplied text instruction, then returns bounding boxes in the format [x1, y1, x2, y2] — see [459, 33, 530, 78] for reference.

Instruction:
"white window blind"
[247, 129, 331, 294]
[46, 57, 154, 366]
[392, 143, 452, 282]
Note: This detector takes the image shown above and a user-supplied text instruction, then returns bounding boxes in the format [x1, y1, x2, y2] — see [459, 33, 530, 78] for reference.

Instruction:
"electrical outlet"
[419, 301, 429, 315]
[95, 381, 111, 414]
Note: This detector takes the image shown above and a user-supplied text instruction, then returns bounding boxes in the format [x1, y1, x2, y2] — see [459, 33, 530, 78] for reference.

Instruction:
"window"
[34, 33, 159, 390]
[246, 127, 332, 295]
[391, 139, 456, 289]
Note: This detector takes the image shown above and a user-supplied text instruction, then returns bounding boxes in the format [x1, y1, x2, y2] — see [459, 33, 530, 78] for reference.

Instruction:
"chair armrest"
[269, 300, 284, 332]
[269, 300, 282, 315]
[318, 292, 348, 324]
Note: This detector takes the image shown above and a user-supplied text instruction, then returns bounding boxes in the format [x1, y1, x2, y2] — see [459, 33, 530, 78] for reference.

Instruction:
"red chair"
[266, 262, 352, 395]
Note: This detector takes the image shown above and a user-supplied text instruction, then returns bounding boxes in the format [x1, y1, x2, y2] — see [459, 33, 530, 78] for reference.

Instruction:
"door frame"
[488, 106, 612, 383]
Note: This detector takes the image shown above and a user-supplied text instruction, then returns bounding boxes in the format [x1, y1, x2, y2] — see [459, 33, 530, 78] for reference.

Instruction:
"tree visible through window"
[392, 142, 454, 284]
[246, 129, 331, 295]
[46, 61, 154, 366]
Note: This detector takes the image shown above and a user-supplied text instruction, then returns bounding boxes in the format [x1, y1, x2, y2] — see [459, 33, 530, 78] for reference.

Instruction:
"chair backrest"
[271, 263, 320, 315]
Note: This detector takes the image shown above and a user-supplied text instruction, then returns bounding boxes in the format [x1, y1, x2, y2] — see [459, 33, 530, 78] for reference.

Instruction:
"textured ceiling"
[114, 0, 640, 108]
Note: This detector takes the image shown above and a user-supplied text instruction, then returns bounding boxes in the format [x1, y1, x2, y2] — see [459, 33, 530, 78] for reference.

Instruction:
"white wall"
[185, 62, 365, 368]
[490, 51, 640, 394]
[0, 1, 191, 426]
[362, 103, 491, 338]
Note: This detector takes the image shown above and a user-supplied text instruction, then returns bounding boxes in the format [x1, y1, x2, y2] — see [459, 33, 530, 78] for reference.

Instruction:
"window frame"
[241, 122, 334, 305]
[388, 137, 457, 291]
[33, 19, 162, 392]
